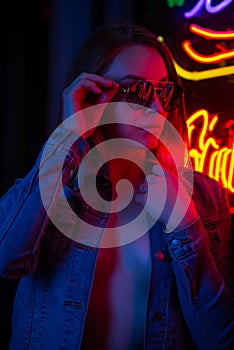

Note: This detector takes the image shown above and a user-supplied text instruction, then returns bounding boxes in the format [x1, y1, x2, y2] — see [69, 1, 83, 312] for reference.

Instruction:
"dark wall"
[1, 1, 134, 348]
[1, 4, 50, 348]
[1, 1, 49, 197]
[1, 0, 135, 197]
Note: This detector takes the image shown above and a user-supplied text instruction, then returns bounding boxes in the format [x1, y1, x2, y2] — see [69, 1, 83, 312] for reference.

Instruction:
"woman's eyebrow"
[118, 74, 145, 82]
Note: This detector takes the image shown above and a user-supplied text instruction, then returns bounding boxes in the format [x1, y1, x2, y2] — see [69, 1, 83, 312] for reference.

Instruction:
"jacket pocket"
[202, 215, 221, 249]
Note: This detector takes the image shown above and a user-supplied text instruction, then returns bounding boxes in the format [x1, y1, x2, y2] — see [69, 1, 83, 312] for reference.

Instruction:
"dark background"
[1, 1, 233, 348]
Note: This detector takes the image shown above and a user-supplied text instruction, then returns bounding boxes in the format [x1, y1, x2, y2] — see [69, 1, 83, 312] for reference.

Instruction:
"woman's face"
[103, 44, 169, 150]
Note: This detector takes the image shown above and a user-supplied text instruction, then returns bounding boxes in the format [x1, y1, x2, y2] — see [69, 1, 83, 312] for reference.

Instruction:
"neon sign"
[184, 0, 233, 18]
[182, 41, 234, 64]
[174, 61, 234, 80]
[170, 1, 234, 80]
[164, 4, 234, 201]
[182, 25, 234, 64]
[189, 24, 234, 39]
[187, 109, 234, 193]
[167, 0, 185, 7]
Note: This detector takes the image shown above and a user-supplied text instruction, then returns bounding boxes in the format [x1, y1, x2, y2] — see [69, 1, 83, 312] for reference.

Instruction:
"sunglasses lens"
[124, 80, 182, 111]
[156, 83, 182, 111]
[127, 81, 154, 108]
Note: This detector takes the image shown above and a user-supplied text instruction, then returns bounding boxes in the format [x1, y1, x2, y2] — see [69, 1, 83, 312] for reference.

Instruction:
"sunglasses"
[119, 80, 183, 112]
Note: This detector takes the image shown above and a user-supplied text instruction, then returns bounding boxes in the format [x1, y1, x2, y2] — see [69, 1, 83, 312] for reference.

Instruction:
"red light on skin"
[187, 109, 234, 193]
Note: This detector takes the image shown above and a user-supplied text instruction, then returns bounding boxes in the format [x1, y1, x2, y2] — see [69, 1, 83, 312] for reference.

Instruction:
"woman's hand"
[62, 72, 119, 137]
[135, 164, 198, 232]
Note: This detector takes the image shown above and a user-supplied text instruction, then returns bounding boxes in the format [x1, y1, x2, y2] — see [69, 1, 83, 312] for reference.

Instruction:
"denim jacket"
[0, 127, 233, 350]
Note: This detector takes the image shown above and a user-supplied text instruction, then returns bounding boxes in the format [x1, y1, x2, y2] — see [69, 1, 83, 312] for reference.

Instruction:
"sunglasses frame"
[119, 80, 183, 112]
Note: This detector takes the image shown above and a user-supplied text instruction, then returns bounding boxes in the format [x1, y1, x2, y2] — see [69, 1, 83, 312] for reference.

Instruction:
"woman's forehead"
[104, 44, 168, 81]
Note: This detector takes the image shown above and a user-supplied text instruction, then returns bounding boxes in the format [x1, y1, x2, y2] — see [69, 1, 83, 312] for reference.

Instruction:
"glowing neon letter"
[182, 40, 234, 64]
[189, 24, 234, 40]
[184, 0, 205, 18]
[184, 0, 233, 18]
[182, 25, 234, 64]
[167, 0, 185, 7]
[173, 59, 234, 80]
[206, 0, 233, 14]
[187, 109, 234, 193]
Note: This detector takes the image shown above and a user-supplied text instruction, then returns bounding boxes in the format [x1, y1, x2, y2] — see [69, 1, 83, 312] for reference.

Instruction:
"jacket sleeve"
[0, 127, 89, 279]
[165, 173, 234, 349]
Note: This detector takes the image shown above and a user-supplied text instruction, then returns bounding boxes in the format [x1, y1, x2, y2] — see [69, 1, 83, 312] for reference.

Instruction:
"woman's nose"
[149, 91, 164, 114]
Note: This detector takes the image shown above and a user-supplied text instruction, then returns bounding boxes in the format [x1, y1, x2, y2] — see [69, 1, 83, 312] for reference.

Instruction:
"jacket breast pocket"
[202, 215, 221, 250]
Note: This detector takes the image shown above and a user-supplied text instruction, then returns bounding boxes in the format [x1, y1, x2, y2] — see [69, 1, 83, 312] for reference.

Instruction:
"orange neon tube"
[182, 40, 234, 63]
[189, 24, 234, 40]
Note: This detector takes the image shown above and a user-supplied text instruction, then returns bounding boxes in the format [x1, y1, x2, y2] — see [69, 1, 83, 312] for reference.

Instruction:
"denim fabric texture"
[0, 128, 233, 349]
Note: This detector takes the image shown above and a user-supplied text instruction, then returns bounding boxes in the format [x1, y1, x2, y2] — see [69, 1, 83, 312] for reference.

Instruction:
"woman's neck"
[107, 147, 148, 185]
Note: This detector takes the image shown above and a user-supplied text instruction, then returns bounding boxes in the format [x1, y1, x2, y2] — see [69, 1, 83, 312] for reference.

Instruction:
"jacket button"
[171, 239, 181, 249]
[156, 250, 165, 260]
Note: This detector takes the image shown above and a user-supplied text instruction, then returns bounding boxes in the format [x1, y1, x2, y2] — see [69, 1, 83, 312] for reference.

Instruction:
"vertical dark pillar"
[105, 0, 134, 21]
[46, 0, 135, 134]
[47, 0, 93, 134]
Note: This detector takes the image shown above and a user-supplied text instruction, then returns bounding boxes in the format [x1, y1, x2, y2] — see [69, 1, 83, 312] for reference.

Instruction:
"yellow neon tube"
[182, 40, 234, 63]
[190, 24, 234, 40]
[174, 60, 234, 80]
[187, 109, 234, 193]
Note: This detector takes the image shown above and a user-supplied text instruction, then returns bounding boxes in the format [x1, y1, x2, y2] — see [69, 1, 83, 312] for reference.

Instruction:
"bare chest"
[81, 210, 151, 349]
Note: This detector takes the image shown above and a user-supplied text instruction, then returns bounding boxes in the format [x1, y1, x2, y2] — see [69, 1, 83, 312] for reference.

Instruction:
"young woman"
[0, 20, 233, 350]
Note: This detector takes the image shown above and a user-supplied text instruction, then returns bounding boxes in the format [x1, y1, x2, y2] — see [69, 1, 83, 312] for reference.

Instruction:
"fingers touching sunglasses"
[119, 80, 183, 112]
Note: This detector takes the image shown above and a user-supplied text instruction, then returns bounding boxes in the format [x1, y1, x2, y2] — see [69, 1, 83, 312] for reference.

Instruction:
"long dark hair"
[62, 19, 189, 169]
